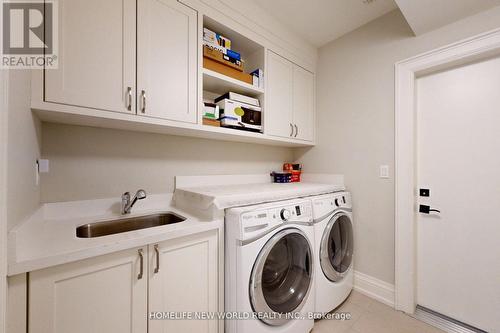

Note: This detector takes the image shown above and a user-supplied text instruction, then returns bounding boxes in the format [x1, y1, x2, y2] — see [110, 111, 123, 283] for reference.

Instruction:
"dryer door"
[250, 228, 313, 326]
[320, 212, 354, 282]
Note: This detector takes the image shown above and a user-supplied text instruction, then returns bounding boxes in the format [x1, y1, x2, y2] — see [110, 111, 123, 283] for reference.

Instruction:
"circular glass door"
[250, 228, 313, 326]
[320, 213, 354, 282]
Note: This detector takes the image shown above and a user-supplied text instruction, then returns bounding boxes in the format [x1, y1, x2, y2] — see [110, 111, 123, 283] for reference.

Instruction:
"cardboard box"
[203, 57, 253, 85]
[202, 117, 221, 127]
[203, 45, 243, 72]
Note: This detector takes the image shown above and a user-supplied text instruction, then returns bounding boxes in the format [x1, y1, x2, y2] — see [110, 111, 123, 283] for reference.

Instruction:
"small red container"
[290, 170, 301, 182]
[283, 163, 302, 182]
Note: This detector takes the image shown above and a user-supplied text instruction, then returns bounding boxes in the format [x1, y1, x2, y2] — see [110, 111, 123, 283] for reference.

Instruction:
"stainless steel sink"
[76, 212, 186, 238]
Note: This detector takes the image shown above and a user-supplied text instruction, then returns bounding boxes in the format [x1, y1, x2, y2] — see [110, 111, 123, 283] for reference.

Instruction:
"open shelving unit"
[201, 15, 266, 133]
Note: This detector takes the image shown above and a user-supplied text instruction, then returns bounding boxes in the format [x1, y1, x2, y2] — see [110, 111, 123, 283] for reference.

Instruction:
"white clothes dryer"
[311, 192, 354, 314]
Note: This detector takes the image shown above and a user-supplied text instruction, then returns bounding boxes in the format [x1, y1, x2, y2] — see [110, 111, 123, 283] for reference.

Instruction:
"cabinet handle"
[141, 90, 146, 113]
[290, 123, 294, 137]
[126, 87, 132, 111]
[138, 249, 144, 280]
[154, 244, 160, 274]
[294, 124, 298, 138]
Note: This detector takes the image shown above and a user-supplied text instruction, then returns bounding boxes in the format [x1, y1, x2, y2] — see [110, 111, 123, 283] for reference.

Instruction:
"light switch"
[37, 159, 49, 173]
[379, 165, 389, 179]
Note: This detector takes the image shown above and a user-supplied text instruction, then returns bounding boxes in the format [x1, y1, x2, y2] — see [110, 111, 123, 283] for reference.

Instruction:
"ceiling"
[395, 0, 500, 35]
[251, 0, 500, 47]
[251, 0, 399, 47]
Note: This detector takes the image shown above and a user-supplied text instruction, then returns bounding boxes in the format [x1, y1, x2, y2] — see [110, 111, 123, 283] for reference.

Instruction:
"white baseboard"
[354, 271, 395, 307]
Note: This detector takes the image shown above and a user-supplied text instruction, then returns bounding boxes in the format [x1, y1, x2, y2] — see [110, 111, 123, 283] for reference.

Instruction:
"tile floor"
[312, 291, 445, 333]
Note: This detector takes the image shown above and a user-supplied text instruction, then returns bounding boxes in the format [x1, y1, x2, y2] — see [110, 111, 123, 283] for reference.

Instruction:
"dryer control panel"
[239, 201, 312, 242]
[312, 192, 352, 219]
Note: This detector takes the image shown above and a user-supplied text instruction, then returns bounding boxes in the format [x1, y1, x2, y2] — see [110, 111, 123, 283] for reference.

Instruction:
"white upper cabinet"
[266, 51, 294, 138]
[137, 0, 198, 123]
[266, 50, 315, 142]
[44, 0, 136, 114]
[293, 66, 315, 142]
[34, 0, 316, 146]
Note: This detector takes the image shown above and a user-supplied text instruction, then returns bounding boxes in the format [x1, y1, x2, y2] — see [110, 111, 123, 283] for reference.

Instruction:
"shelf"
[32, 103, 313, 148]
[203, 68, 264, 96]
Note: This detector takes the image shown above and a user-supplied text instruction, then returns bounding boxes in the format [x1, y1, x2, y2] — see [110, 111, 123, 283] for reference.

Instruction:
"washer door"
[250, 228, 313, 326]
[320, 212, 354, 282]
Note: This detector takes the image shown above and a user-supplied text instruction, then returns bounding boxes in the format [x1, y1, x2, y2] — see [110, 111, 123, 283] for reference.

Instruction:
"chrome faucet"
[121, 189, 147, 214]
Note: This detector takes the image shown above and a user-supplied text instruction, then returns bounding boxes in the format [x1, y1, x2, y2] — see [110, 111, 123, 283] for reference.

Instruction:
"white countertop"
[9, 175, 345, 276]
[173, 180, 345, 219]
[8, 194, 222, 276]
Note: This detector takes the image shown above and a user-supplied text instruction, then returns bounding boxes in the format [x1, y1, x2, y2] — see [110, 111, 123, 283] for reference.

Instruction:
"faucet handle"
[135, 189, 147, 200]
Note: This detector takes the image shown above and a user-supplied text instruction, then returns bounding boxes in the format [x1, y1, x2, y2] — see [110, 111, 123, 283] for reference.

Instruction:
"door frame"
[394, 27, 500, 314]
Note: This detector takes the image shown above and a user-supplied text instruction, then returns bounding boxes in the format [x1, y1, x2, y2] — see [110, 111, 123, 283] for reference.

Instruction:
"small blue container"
[271, 172, 292, 183]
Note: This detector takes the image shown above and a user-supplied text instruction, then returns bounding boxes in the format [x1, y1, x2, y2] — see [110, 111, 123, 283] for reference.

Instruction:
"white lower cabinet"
[149, 230, 219, 333]
[29, 230, 220, 333]
[29, 246, 148, 333]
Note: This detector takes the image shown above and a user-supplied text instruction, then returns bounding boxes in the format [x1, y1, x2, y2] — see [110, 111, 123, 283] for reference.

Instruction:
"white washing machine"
[311, 192, 354, 314]
[225, 198, 315, 333]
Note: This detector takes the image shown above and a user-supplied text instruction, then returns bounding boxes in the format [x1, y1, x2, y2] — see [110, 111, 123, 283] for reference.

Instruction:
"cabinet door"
[293, 66, 315, 142]
[45, 0, 136, 114]
[266, 51, 294, 138]
[149, 230, 219, 333]
[29, 247, 147, 333]
[137, 0, 198, 123]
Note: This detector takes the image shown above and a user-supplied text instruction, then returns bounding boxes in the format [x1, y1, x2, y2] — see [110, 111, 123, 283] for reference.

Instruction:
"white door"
[29, 247, 148, 333]
[149, 230, 219, 333]
[266, 51, 294, 138]
[416, 56, 500, 333]
[137, 0, 198, 123]
[45, 0, 136, 114]
[293, 66, 315, 142]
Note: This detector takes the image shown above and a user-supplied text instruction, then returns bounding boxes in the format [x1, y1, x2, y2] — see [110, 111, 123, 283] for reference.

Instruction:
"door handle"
[137, 248, 144, 280]
[419, 205, 441, 214]
[290, 123, 294, 137]
[126, 86, 132, 111]
[154, 244, 160, 274]
[294, 124, 298, 138]
[140, 90, 146, 113]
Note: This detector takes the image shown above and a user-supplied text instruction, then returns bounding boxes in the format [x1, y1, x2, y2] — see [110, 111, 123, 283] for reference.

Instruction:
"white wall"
[295, 7, 500, 285]
[40, 123, 293, 202]
[6, 71, 42, 231]
[0, 67, 9, 333]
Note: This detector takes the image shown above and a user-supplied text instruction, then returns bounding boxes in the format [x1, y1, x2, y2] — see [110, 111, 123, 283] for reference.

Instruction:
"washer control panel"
[240, 201, 313, 241]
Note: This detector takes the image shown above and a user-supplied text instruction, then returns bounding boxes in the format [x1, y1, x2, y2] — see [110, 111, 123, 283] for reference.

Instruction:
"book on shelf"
[250, 69, 264, 89]
[203, 41, 241, 61]
[203, 28, 232, 50]
[214, 92, 260, 107]
[203, 45, 243, 72]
